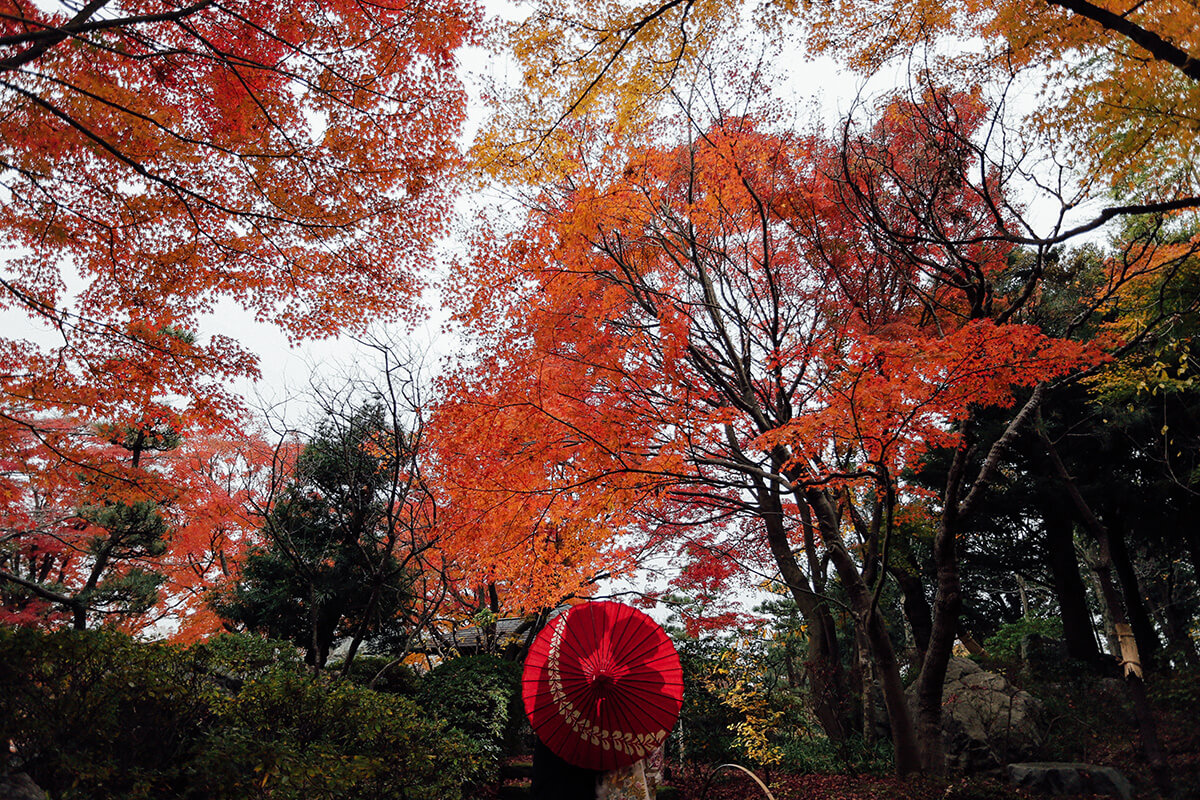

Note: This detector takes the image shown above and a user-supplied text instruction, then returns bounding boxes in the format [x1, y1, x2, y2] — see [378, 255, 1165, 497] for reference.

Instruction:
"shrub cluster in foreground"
[0, 629, 522, 800]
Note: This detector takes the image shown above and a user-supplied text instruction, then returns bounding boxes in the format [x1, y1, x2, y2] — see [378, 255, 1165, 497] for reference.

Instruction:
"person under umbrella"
[522, 600, 684, 800]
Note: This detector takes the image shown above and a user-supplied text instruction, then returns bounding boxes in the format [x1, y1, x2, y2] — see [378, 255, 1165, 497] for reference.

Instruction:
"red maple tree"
[434, 87, 1099, 772]
[0, 0, 480, 632]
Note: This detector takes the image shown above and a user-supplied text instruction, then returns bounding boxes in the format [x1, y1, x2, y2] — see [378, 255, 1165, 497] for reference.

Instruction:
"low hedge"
[418, 654, 525, 778]
[0, 628, 480, 800]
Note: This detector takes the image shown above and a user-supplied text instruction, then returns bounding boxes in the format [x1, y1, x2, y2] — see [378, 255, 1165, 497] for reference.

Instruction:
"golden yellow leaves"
[798, 0, 1200, 197]
[474, 0, 779, 186]
[483, 0, 1200, 203]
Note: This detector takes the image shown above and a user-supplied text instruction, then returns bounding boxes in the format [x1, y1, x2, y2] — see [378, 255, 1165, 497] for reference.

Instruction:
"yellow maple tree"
[481, 0, 1200, 200]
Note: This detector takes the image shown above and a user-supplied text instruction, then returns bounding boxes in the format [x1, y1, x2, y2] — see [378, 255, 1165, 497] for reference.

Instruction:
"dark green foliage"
[338, 653, 423, 696]
[192, 670, 479, 800]
[199, 631, 304, 678]
[215, 402, 420, 669]
[754, 595, 812, 691]
[71, 499, 170, 625]
[0, 628, 480, 800]
[665, 599, 900, 775]
[83, 563, 166, 620]
[1000, 244, 1108, 340]
[79, 499, 169, 560]
[917, 237, 1200, 668]
[37, 421, 187, 628]
[0, 627, 214, 798]
[778, 735, 894, 775]
[1150, 665, 1200, 710]
[1147, 668, 1200, 796]
[95, 421, 183, 456]
[418, 654, 523, 778]
[668, 638, 742, 765]
[981, 617, 1063, 663]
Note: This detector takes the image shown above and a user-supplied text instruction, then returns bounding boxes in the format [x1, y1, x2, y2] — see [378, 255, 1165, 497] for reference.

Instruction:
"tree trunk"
[806, 607, 852, 741]
[911, 517, 960, 774]
[307, 585, 341, 672]
[807, 488, 922, 775]
[71, 601, 87, 631]
[1082, 548, 1122, 656]
[889, 553, 932, 665]
[308, 587, 322, 671]
[1086, 544, 1171, 795]
[1038, 427, 1172, 796]
[74, 540, 117, 631]
[855, 622, 877, 746]
[1105, 511, 1160, 670]
[909, 387, 1047, 773]
[759, 487, 852, 742]
[1042, 499, 1101, 663]
[909, 426, 973, 777]
[341, 576, 385, 676]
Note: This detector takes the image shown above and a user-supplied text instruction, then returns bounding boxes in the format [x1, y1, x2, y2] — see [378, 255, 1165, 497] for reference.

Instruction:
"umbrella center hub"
[590, 669, 615, 688]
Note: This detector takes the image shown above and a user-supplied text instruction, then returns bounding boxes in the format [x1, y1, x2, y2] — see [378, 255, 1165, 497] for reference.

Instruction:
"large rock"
[0, 773, 47, 800]
[1007, 762, 1133, 800]
[909, 657, 1042, 774]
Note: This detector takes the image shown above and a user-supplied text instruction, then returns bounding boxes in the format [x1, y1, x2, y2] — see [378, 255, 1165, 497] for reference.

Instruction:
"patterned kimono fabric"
[596, 760, 651, 800]
[595, 747, 663, 800]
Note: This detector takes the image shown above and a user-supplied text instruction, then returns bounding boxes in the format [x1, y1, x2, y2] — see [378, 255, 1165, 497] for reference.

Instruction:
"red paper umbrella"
[522, 600, 684, 771]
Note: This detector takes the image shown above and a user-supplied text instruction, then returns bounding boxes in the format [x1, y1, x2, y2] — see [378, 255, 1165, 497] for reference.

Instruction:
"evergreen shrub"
[192, 669, 479, 800]
[418, 654, 523, 778]
[0, 628, 482, 800]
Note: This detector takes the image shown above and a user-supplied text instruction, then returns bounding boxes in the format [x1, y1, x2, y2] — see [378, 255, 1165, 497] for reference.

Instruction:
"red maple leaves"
[433, 89, 1101, 611]
[1, 0, 480, 634]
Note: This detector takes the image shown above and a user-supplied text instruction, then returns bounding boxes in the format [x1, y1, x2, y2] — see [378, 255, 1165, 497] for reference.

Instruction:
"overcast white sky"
[2, 3, 1075, 432]
[208, 8, 879, 429]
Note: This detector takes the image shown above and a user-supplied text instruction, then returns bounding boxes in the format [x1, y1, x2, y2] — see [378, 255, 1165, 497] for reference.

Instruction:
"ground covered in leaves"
[660, 679, 1200, 800]
[665, 771, 1026, 800]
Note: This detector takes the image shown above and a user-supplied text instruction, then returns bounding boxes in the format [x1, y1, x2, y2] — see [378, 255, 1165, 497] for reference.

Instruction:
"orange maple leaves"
[434, 90, 1100, 610]
[1, 0, 480, 635]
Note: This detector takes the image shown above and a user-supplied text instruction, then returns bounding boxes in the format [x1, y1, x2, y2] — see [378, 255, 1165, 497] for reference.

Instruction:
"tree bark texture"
[1104, 511, 1161, 669]
[889, 553, 933, 665]
[910, 436, 970, 775]
[808, 488, 923, 775]
[1042, 499, 1101, 663]
[760, 488, 852, 743]
[1038, 425, 1172, 795]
